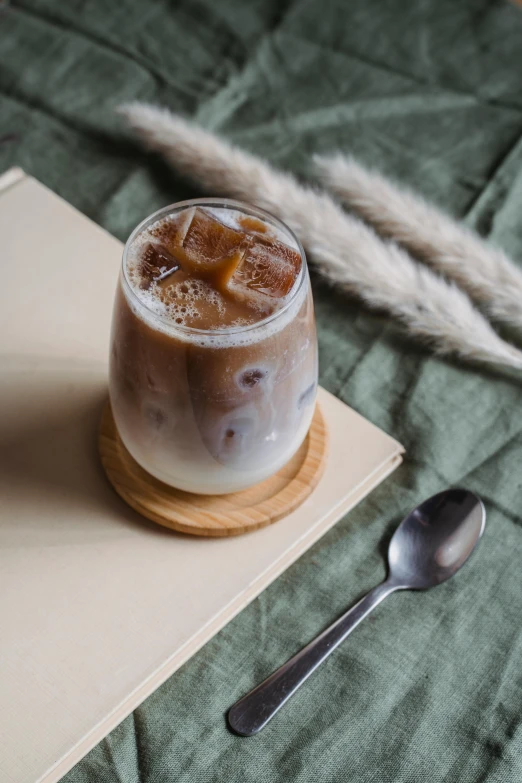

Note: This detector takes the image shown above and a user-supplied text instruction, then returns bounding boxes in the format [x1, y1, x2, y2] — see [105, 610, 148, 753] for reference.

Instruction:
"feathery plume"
[118, 102, 522, 371]
[314, 153, 522, 329]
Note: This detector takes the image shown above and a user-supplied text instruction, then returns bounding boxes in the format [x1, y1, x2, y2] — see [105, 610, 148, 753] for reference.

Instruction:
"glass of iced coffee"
[109, 198, 318, 494]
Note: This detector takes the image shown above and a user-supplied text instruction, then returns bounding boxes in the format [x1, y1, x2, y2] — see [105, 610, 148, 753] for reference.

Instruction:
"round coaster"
[99, 402, 328, 537]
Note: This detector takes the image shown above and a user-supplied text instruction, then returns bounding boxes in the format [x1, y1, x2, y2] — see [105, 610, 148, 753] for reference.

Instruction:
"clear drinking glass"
[109, 198, 318, 494]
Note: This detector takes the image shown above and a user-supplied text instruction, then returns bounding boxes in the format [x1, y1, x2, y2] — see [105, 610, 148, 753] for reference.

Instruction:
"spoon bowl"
[388, 488, 485, 589]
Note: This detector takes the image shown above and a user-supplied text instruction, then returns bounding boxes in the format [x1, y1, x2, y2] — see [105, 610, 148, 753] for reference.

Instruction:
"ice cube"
[175, 208, 252, 291]
[228, 235, 302, 300]
[180, 208, 245, 265]
[237, 215, 270, 235]
[238, 368, 268, 389]
[138, 243, 180, 289]
[144, 403, 166, 429]
[196, 406, 262, 466]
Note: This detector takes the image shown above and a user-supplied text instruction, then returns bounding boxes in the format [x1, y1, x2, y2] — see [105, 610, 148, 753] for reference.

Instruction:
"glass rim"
[121, 197, 308, 337]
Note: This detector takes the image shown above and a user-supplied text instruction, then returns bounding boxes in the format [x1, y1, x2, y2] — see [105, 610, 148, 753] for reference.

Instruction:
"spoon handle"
[228, 580, 397, 736]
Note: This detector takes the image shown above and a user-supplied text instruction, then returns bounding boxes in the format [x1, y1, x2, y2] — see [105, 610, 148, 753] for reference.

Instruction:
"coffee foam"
[158, 277, 226, 325]
[124, 206, 305, 347]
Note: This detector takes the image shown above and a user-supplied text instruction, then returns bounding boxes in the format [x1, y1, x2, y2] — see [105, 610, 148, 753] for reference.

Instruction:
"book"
[0, 169, 404, 783]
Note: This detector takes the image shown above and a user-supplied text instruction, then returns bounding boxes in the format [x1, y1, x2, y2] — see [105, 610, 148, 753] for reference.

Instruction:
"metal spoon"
[228, 488, 485, 736]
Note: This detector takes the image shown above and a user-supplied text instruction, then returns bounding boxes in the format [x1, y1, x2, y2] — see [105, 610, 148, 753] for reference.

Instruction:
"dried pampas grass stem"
[119, 102, 522, 372]
[314, 153, 522, 329]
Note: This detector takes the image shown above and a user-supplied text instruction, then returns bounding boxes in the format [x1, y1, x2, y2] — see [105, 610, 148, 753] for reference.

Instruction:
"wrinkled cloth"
[2, 1, 522, 780]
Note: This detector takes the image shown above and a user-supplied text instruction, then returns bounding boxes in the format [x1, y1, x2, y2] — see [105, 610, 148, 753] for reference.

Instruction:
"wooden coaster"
[99, 403, 328, 537]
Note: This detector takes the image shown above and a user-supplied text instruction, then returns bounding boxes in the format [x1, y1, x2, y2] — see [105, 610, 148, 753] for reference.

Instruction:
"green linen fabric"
[2, 0, 522, 780]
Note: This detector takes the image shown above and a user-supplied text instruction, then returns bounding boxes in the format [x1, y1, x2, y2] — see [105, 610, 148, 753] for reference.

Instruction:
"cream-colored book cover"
[0, 169, 404, 783]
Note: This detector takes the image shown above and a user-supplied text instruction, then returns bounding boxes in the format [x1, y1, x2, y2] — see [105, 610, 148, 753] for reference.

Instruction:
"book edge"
[0, 167, 26, 194]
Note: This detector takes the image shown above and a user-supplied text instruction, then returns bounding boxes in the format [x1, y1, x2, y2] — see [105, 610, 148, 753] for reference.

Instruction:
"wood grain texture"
[99, 402, 328, 536]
